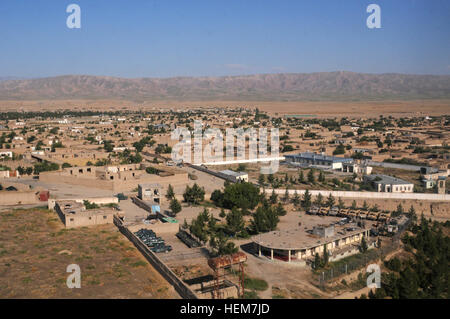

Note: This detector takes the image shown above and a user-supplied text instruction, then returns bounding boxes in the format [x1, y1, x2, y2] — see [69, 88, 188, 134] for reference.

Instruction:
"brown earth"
[0, 208, 179, 298]
[1, 99, 449, 118]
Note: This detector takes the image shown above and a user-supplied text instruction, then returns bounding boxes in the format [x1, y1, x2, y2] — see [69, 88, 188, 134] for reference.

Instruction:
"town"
[0, 107, 448, 299]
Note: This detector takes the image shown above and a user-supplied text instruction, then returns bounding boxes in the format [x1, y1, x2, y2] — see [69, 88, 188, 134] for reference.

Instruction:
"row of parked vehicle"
[134, 228, 173, 253]
[307, 206, 391, 222]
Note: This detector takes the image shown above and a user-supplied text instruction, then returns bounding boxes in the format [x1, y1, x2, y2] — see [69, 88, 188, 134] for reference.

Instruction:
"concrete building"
[342, 161, 373, 175]
[253, 223, 370, 263]
[364, 174, 414, 193]
[138, 183, 162, 204]
[219, 170, 249, 182]
[284, 152, 353, 170]
[54, 200, 115, 228]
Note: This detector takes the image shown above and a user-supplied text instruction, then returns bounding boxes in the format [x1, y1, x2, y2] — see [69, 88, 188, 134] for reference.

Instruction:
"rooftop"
[367, 174, 412, 185]
[285, 152, 353, 163]
[220, 170, 248, 177]
[253, 223, 369, 251]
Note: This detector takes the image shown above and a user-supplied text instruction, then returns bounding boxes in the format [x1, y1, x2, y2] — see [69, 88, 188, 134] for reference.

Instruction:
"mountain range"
[0, 72, 449, 101]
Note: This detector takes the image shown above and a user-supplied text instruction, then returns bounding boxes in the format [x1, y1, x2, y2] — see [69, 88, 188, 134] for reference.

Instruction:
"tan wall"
[0, 191, 40, 205]
[48, 197, 118, 210]
[64, 213, 114, 228]
[40, 171, 189, 192]
[128, 222, 179, 234]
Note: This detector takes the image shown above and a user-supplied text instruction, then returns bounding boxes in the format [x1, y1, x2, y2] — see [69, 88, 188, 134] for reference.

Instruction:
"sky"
[0, 0, 449, 78]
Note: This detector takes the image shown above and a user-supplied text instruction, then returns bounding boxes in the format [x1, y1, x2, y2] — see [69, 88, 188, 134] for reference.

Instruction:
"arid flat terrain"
[1, 99, 449, 117]
[0, 208, 178, 298]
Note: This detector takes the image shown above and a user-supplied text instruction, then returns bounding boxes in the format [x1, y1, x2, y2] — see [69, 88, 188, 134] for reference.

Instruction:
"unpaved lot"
[0, 208, 178, 298]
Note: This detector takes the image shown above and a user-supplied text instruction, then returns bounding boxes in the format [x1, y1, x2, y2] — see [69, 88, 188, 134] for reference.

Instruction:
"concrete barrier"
[114, 216, 198, 299]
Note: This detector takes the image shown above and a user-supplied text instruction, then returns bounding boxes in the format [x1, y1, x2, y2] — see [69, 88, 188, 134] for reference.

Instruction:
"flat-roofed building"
[54, 200, 115, 228]
[364, 174, 414, 193]
[253, 223, 370, 263]
[138, 183, 162, 204]
[219, 170, 249, 182]
[284, 152, 353, 170]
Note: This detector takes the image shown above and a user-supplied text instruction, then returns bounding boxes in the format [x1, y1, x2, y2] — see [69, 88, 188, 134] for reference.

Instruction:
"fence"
[113, 216, 198, 299]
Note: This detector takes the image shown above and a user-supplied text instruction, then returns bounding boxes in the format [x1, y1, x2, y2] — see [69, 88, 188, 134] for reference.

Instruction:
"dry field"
[1, 99, 449, 117]
[0, 208, 178, 298]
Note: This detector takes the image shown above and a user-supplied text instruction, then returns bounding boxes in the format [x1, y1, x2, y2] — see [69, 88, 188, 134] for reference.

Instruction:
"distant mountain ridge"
[0, 72, 449, 101]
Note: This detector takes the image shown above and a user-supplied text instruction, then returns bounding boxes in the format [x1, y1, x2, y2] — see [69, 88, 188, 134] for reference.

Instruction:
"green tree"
[318, 170, 325, 183]
[298, 170, 305, 183]
[326, 193, 335, 208]
[292, 191, 300, 207]
[209, 231, 238, 256]
[183, 183, 205, 204]
[302, 190, 312, 211]
[307, 169, 315, 184]
[166, 184, 175, 200]
[269, 189, 278, 204]
[314, 193, 324, 207]
[169, 198, 182, 215]
[226, 207, 245, 237]
[258, 174, 265, 186]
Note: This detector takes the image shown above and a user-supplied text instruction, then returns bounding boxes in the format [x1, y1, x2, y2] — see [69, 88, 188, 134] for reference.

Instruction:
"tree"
[314, 193, 324, 207]
[258, 174, 265, 186]
[209, 231, 238, 256]
[292, 191, 300, 207]
[408, 205, 417, 222]
[169, 198, 182, 215]
[314, 253, 321, 269]
[165, 184, 175, 200]
[214, 182, 261, 210]
[361, 237, 368, 253]
[351, 200, 357, 210]
[318, 170, 325, 183]
[269, 189, 278, 204]
[302, 190, 312, 210]
[298, 170, 305, 183]
[326, 193, 335, 208]
[183, 183, 205, 204]
[283, 187, 290, 203]
[307, 169, 315, 184]
[226, 207, 245, 237]
[333, 144, 346, 155]
[362, 201, 369, 211]
[337, 197, 345, 210]
[250, 200, 280, 234]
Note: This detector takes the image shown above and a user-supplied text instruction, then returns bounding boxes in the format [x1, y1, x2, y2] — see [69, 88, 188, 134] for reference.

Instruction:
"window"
[103, 216, 107, 219]
[70, 218, 74, 222]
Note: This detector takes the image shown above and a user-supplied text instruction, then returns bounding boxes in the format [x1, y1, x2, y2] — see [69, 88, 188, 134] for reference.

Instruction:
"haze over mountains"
[0, 72, 449, 101]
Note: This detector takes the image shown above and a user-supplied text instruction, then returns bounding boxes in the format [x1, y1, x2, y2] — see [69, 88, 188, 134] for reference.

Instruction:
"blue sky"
[0, 0, 449, 78]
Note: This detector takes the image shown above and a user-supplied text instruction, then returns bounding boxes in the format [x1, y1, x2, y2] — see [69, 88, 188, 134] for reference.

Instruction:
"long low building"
[364, 174, 414, 193]
[284, 152, 353, 170]
[253, 223, 370, 263]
